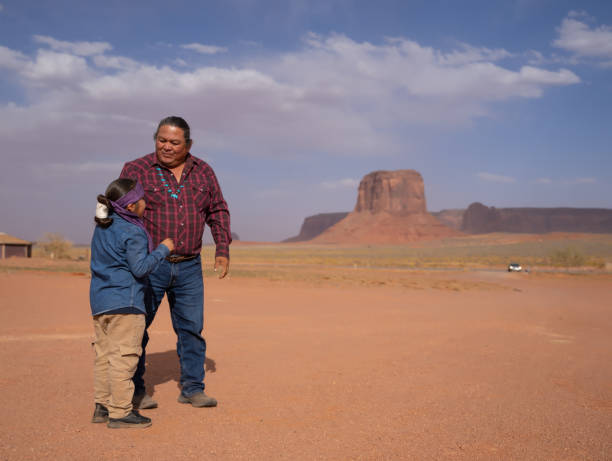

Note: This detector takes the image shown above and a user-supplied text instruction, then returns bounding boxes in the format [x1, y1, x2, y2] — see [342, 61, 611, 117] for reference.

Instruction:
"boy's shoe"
[132, 392, 158, 409]
[107, 410, 152, 429]
[178, 391, 217, 408]
[91, 403, 109, 423]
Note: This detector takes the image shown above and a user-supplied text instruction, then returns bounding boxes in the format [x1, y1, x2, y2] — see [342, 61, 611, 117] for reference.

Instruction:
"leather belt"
[166, 254, 198, 263]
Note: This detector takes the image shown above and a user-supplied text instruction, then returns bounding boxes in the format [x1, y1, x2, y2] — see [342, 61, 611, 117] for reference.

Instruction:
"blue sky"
[1, 0, 611, 243]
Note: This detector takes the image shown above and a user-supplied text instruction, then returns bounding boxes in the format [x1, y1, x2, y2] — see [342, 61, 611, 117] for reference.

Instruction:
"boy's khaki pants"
[93, 313, 145, 419]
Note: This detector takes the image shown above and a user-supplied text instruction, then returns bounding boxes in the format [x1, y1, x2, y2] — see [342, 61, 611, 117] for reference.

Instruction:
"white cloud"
[0, 46, 28, 70]
[518, 66, 579, 86]
[259, 33, 579, 127]
[531, 177, 597, 186]
[92, 54, 139, 70]
[33, 35, 112, 56]
[21, 50, 90, 82]
[239, 40, 262, 48]
[435, 42, 513, 66]
[569, 177, 597, 185]
[477, 172, 516, 184]
[0, 32, 582, 168]
[320, 178, 359, 189]
[526, 50, 546, 65]
[553, 13, 612, 64]
[567, 10, 591, 20]
[181, 43, 228, 55]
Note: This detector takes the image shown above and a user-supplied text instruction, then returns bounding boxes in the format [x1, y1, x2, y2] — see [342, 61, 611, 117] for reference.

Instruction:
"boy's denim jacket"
[90, 214, 170, 316]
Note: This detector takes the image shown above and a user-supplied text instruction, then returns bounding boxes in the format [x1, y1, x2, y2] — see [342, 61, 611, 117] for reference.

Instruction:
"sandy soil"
[0, 267, 611, 460]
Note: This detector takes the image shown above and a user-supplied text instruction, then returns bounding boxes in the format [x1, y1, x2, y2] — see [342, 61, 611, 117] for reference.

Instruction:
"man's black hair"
[154, 116, 191, 143]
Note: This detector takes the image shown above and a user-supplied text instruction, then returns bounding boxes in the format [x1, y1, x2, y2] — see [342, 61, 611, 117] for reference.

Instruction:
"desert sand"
[0, 265, 611, 460]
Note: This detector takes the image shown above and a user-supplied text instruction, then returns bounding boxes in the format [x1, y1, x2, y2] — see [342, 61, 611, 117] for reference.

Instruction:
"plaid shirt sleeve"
[200, 161, 232, 259]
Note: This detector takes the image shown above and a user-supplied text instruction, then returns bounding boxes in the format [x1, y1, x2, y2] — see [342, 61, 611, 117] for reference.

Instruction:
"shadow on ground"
[144, 349, 216, 396]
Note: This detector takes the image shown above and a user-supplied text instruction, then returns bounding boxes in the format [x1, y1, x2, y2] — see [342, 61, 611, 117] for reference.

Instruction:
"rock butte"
[311, 170, 458, 244]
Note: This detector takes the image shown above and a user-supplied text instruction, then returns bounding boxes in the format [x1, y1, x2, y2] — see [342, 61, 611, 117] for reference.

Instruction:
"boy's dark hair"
[94, 178, 136, 228]
[153, 116, 191, 144]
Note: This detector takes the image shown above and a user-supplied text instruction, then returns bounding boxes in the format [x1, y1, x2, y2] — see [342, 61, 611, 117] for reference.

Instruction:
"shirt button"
[180, 223, 184, 226]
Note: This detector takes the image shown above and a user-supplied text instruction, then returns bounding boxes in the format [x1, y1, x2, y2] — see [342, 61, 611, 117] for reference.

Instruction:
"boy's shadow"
[144, 350, 216, 396]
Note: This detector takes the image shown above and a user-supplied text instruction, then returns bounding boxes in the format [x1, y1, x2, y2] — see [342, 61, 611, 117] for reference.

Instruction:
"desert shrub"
[38, 233, 73, 260]
[548, 247, 587, 268]
[590, 257, 605, 270]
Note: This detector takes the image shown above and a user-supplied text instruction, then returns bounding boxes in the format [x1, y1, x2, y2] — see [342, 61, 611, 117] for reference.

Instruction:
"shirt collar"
[148, 152, 195, 171]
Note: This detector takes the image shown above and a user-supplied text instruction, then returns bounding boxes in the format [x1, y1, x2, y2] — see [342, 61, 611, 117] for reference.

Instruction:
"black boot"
[91, 403, 109, 423]
[107, 410, 152, 429]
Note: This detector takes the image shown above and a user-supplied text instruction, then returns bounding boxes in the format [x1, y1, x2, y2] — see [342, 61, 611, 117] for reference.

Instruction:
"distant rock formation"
[231, 232, 240, 241]
[284, 191, 612, 242]
[461, 203, 612, 234]
[355, 170, 426, 214]
[430, 209, 465, 231]
[283, 212, 349, 242]
[311, 170, 458, 243]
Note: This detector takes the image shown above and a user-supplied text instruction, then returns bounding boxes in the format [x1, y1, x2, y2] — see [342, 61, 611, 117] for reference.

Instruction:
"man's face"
[155, 125, 191, 169]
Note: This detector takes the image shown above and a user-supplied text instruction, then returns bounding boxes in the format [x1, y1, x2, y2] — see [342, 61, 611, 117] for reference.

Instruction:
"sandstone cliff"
[312, 170, 458, 243]
[355, 170, 426, 214]
[283, 212, 349, 242]
[461, 203, 612, 234]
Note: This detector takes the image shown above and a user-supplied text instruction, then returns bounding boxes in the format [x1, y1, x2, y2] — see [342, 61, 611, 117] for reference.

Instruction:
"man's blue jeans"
[134, 256, 206, 397]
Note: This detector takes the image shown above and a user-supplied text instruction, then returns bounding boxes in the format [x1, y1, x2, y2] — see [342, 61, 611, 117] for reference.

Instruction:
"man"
[120, 116, 231, 408]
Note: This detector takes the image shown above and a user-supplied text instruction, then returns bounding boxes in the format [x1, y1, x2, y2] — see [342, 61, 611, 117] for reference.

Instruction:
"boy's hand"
[161, 238, 175, 252]
[214, 256, 229, 279]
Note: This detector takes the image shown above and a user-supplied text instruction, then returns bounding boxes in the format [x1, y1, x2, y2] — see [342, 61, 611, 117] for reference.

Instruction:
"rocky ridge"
[461, 203, 612, 234]
[283, 213, 349, 242]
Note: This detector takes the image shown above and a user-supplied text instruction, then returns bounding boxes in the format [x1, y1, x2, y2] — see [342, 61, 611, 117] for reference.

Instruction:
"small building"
[0, 232, 32, 259]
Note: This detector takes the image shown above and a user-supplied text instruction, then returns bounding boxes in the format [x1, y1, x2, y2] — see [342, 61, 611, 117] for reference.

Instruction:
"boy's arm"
[125, 229, 170, 278]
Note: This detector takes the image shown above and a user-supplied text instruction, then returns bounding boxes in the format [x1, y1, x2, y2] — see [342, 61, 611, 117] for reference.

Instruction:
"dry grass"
[3, 233, 610, 288]
[208, 233, 612, 271]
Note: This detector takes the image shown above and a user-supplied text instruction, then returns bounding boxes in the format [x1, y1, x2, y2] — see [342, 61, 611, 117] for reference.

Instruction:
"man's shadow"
[143, 350, 216, 396]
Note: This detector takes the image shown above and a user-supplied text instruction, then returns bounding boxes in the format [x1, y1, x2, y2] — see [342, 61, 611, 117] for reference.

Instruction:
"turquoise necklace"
[156, 167, 184, 199]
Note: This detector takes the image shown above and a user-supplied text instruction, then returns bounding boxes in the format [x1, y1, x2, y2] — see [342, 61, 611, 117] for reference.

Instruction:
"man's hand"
[214, 256, 229, 279]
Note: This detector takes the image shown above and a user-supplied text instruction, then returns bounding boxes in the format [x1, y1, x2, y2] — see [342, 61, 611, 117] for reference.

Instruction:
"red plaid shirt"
[120, 153, 231, 259]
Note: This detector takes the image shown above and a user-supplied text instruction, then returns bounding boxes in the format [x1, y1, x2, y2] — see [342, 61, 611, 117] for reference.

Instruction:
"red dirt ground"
[0, 269, 611, 460]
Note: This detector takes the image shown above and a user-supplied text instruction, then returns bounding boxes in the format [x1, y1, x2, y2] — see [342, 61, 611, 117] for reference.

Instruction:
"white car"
[508, 262, 522, 272]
